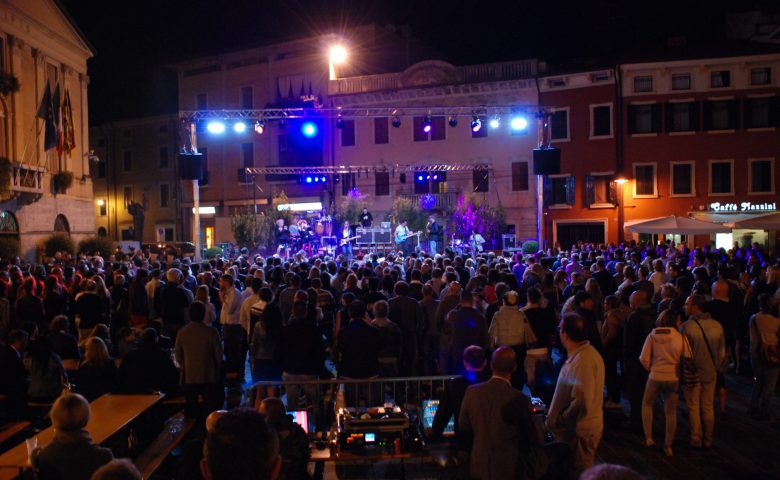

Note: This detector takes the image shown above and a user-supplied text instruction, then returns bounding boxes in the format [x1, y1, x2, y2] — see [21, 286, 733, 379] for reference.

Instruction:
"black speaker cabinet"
[179, 153, 204, 181]
[532, 148, 561, 175]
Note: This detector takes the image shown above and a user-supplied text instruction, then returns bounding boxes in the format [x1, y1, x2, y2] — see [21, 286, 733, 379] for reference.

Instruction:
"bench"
[133, 412, 194, 480]
[0, 423, 30, 446]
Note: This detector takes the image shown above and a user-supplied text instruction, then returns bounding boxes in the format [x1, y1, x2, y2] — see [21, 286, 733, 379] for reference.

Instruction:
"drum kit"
[288, 215, 337, 256]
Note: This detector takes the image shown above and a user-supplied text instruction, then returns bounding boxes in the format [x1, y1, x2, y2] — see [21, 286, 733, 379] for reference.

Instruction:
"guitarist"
[394, 220, 415, 256]
[339, 220, 355, 258]
[427, 215, 444, 255]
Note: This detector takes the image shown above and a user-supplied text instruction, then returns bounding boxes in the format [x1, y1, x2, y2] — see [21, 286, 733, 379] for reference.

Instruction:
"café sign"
[709, 201, 777, 213]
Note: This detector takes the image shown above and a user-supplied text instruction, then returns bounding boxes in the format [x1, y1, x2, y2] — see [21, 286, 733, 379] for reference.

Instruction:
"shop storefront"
[692, 200, 779, 250]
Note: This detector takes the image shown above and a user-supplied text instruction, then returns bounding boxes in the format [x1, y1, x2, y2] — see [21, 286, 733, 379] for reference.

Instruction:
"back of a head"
[687, 293, 707, 312]
[348, 299, 366, 319]
[503, 290, 519, 306]
[526, 287, 542, 305]
[90, 459, 141, 480]
[190, 301, 206, 323]
[51, 393, 90, 431]
[462, 345, 486, 371]
[561, 313, 588, 343]
[373, 300, 389, 319]
[259, 397, 287, 422]
[579, 463, 643, 480]
[460, 289, 473, 305]
[291, 301, 308, 320]
[490, 346, 517, 376]
[140, 328, 158, 348]
[205, 408, 279, 480]
[394, 281, 408, 296]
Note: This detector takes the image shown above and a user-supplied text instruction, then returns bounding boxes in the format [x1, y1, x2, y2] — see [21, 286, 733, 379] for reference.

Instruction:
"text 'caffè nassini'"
[693, 200, 780, 250]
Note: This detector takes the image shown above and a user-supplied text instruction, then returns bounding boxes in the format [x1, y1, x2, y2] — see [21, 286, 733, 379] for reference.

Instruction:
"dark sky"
[59, 0, 765, 124]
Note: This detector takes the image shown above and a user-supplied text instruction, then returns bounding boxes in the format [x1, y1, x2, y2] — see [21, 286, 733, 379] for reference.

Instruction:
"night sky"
[59, 0, 764, 124]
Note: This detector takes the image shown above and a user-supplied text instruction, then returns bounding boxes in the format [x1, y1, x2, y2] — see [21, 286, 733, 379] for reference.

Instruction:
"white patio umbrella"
[725, 212, 780, 230]
[625, 215, 731, 235]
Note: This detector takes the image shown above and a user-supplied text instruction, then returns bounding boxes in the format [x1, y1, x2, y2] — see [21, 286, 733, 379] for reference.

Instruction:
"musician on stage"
[339, 220, 354, 258]
[394, 220, 414, 256]
[360, 208, 373, 228]
[274, 219, 291, 257]
[426, 214, 444, 255]
[469, 228, 486, 254]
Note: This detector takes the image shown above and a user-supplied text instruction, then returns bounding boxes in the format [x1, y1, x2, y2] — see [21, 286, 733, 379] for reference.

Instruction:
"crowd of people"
[0, 238, 778, 479]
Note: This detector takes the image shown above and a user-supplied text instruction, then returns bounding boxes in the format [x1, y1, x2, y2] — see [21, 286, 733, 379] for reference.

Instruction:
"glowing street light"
[329, 45, 348, 80]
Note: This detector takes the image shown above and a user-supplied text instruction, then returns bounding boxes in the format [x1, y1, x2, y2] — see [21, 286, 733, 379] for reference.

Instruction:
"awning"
[625, 215, 730, 235]
[691, 212, 780, 229]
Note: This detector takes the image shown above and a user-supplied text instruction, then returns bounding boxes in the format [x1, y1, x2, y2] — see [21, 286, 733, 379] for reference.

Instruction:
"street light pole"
[615, 177, 628, 244]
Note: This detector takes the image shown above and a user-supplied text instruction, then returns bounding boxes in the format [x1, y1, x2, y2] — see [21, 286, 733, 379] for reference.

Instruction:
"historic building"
[90, 115, 180, 243]
[0, 0, 95, 260]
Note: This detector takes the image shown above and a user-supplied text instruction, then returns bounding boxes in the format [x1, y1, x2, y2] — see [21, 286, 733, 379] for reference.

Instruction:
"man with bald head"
[706, 279, 737, 414]
[459, 346, 532, 479]
[623, 289, 656, 430]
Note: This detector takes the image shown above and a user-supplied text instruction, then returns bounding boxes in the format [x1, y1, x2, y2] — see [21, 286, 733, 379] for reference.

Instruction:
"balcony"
[399, 191, 460, 212]
[10, 163, 44, 203]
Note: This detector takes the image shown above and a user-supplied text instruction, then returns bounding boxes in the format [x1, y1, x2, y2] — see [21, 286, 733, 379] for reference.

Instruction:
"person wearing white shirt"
[240, 278, 263, 336]
[220, 274, 246, 378]
[469, 230, 486, 253]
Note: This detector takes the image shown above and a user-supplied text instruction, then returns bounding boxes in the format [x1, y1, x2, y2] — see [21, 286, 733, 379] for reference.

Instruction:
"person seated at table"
[117, 328, 177, 394]
[0, 329, 29, 420]
[74, 337, 118, 401]
[201, 408, 281, 480]
[49, 315, 80, 361]
[89, 324, 115, 358]
[32, 393, 114, 480]
[259, 397, 311, 480]
[91, 458, 141, 480]
[27, 335, 66, 404]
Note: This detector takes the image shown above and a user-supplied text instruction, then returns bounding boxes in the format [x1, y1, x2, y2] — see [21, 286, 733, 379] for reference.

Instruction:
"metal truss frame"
[243, 163, 489, 175]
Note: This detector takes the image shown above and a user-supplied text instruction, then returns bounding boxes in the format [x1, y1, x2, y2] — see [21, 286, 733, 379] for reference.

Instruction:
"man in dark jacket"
[157, 269, 191, 340]
[118, 328, 177, 394]
[623, 290, 655, 430]
[32, 393, 114, 480]
[0, 329, 29, 420]
[337, 300, 382, 406]
[49, 315, 80, 361]
[388, 281, 424, 376]
[441, 291, 489, 375]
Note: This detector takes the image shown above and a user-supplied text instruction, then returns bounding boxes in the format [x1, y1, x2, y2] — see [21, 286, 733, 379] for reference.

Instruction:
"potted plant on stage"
[52, 171, 74, 194]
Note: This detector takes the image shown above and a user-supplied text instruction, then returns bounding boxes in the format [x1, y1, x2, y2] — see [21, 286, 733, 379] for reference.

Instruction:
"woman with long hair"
[196, 285, 217, 326]
[75, 337, 117, 401]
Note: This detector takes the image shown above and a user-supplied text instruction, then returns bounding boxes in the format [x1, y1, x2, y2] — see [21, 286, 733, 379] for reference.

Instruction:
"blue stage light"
[305, 176, 313, 183]
[422, 116, 432, 134]
[301, 121, 318, 138]
[510, 116, 529, 131]
[233, 122, 247, 133]
[417, 175, 424, 181]
[489, 116, 500, 129]
[206, 121, 225, 134]
[471, 116, 482, 132]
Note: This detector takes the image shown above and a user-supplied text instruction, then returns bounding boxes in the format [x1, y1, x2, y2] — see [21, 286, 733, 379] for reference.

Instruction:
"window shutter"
[703, 101, 713, 131]
[585, 175, 595, 206]
[543, 177, 553, 207]
[651, 104, 662, 132]
[566, 176, 575, 205]
[690, 101, 701, 131]
[627, 105, 637, 134]
[512, 162, 529, 191]
[728, 99, 740, 129]
[769, 96, 779, 127]
[608, 179, 618, 205]
[664, 103, 674, 133]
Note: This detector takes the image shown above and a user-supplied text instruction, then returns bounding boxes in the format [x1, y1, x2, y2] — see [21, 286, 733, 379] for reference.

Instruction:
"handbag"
[679, 334, 700, 386]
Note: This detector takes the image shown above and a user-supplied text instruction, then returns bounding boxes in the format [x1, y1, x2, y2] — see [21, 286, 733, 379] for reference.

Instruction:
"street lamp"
[614, 177, 629, 243]
[329, 45, 347, 80]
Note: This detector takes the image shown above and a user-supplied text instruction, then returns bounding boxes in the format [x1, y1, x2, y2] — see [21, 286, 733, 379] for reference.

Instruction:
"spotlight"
[206, 121, 225, 134]
[422, 116, 432, 134]
[329, 45, 348, 64]
[254, 120, 265, 134]
[510, 116, 529, 131]
[336, 116, 344, 129]
[301, 121, 318, 138]
[433, 174, 439, 180]
[426, 175, 431, 180]
[233, 121, 247, 133]
[471, 116, 482, 132]
[305, 176, 313, 184]
[334, 175, 340, 184]
[489, 116, 500, 129]
[448, 116, 458, 127]
[417, 175, 424, 182]
[392, 116, 401, 128]
[321, 176, 327, 182]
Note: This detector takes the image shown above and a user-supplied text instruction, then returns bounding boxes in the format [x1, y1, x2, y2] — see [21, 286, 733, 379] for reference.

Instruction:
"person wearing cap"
[32, 393, 113, 480]
[488, 290, 535, 389]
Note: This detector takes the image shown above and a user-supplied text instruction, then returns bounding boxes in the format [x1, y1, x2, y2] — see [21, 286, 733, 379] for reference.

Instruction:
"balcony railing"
[10, 163, 44, 202]
[399, 191, 460, 212]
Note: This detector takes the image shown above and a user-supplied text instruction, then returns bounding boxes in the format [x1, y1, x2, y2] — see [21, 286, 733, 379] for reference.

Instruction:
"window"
[122, 150, 132, 172]
[98, 201, 107, 216]
[471, 118, 488, 138]
[633, 163, 657, 197]
[704, 100, 739, 130]
[670, 162, 695, 196]
[628, 104, 660, 134]
[709, 160, 734, 195]
[164, 228, 174, 242]
[633, 75, 653, 93]
[590, 104, 612, 137]
[340, 119, 355, 146]
[744, 97, 777, 129]
[666, 102, 699, 132]
[240, 86, 253, 109]
[97, 162, 106, 179]
[585, 174, 616, 207]
[196, 93, 207, 109]
[710, 70, 731, 88]
[749, 159, 774, 194]
[375, 172, 390, 196]
[672, 73, 691, 90]
[550, 109, 569, 141]
[159, 183, 169, 208]
[511, 162, 529, 191]
[543, 175, 574, 207]
[430, 116, 446, 141]
[159, 147, 169, 168]
[750, 68, 771, 86]
[123, 186, 133, 209]
[374, 118, 389, 144]
[241, 142, 253, 168]
[413, 116, 446, 142]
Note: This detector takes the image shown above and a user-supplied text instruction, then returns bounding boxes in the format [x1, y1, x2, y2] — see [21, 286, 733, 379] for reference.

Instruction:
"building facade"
[90, 115, 180, 243]
[0, 0, 95, 260]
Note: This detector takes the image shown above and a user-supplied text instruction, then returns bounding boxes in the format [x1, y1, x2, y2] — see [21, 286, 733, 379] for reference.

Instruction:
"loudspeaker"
[179, 153, 204, 180]
[533, 148, 561, 175]
[374, 229, 391, 244]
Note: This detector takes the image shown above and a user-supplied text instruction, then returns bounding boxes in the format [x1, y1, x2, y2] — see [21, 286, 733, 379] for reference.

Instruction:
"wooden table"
[0, 393, 163, 480]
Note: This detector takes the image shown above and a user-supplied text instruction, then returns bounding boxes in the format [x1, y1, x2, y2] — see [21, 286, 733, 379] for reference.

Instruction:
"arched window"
[54, 214, 70, 234]
[0, 211, 19, 236]
[97, 227, 107, 237]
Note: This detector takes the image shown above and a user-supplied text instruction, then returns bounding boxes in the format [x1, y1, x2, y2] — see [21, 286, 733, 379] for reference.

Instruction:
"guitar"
[395, 231, 422, 245]
[339, 235, 361, 246]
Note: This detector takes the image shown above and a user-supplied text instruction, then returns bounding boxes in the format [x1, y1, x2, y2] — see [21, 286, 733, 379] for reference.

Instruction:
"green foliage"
[53, 171, 74, 193]
[0, 157, 11, 200]
[390, 197, 429, 234]
[0, 236, 20, 259]
[42, 233, 74, 257]
[230, 212, 260, 248]
[204, 246, 222, 259]
[450, 193, 507, 250]
[337, 191, 367, 226]
[78, 236, 113, 258]
[522, 240, 539, 254]
[0, 72, 20, 96]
